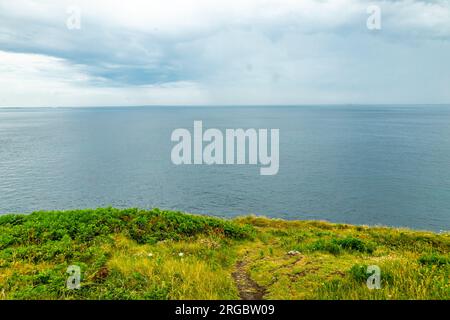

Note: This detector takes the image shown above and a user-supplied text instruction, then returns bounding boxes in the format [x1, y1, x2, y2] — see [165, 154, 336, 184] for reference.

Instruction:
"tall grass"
[0, 209, 448, 300]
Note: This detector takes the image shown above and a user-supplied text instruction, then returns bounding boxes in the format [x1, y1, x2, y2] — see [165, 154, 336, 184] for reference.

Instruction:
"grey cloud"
[0, 0, 449, 106]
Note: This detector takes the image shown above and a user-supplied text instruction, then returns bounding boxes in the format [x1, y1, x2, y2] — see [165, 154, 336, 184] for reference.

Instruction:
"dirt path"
[232, 259, 267, 300]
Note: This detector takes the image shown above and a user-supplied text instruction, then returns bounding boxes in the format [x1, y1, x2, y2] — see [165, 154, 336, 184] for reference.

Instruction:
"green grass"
[0, 208, 448, 300]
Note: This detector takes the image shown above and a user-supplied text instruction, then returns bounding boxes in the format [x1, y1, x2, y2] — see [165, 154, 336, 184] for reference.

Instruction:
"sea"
[0, 105, 449, 232]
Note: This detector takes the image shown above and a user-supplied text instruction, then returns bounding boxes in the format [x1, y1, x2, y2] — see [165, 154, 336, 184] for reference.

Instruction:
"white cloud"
[0, 51, 209, 106]
[0, 0, 449, 106]
[1, 0, 449, 37]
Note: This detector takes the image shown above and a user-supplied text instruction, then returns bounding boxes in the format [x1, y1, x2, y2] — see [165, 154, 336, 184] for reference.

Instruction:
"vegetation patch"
[0, 209, 448, 300]
[418, 254, 449, 267]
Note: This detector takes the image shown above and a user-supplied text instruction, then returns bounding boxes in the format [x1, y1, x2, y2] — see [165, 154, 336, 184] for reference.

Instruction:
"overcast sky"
[0, 0, 449, 107]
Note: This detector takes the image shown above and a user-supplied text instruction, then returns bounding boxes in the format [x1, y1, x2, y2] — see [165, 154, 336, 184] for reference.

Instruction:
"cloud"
[0, 0, 449, 106]
[0, 50, 208, 106]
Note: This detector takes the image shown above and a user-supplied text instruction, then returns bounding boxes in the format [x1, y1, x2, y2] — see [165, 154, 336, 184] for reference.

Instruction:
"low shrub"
[418, 254, 449, 266]
[309, 237, 375, 255]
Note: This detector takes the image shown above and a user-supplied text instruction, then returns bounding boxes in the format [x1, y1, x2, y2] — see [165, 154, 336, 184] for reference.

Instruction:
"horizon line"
[2, 103, 450, 109]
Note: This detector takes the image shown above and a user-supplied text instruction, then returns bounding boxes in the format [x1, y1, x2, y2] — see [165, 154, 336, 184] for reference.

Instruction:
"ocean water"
[0, 105, 449, 231]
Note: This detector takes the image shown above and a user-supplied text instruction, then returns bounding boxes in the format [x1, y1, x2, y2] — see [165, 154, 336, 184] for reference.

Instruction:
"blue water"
[0, 105, 449, 231]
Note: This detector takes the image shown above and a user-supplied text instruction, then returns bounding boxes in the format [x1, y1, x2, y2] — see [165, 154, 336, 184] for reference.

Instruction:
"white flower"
[148, 253, 153, 257]
[178, 252, 184, 257]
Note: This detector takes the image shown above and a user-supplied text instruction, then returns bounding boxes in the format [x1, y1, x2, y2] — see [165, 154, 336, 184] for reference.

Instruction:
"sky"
[0, 0, 449, 107]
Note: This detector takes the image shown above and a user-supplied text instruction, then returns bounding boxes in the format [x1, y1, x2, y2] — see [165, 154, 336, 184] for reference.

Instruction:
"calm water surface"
[0, 105, 449, 231]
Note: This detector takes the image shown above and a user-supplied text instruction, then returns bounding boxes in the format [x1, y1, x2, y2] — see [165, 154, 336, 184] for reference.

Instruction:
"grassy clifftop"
[0, 208, 448, 300]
